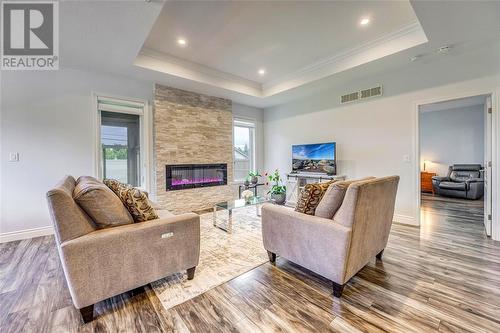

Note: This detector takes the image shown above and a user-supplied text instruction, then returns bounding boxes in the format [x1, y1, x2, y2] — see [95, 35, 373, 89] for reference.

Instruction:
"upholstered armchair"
[46, 176, 200, 323]
[262, 176, 399, 297]
[432, 164, 484, 200]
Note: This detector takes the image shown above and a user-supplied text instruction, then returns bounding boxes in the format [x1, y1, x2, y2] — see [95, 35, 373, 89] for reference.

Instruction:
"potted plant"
[248, 171, 261, 184]
[267, 169, 286, 205]
[243, 177, 250, 187]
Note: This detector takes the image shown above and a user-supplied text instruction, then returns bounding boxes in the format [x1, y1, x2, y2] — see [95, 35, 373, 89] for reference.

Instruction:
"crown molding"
[134, 48, 262, 97]
[135, 21, 427, 99]
[262, 21, 428, 96]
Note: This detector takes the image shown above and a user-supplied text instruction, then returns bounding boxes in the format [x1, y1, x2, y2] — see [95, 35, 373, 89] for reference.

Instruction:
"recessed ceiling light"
[258, 68, 266, 75]
[410, 55, 421, 62]
[360, 18, 370, 26]
[437, 45, 451, 54]
[177, 38, 187, 46]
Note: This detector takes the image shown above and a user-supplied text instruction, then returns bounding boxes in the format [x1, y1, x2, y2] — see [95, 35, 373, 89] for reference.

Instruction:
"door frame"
[413, 89, 499, 240]
[91, 92, 153, 193]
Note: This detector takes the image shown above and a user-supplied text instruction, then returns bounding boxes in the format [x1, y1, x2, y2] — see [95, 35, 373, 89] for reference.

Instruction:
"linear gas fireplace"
[166, 163, 227, 191]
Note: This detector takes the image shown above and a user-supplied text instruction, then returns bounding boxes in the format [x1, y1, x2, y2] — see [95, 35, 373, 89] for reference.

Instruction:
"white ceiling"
[137, 1, 428, 97]
[144, 1, 419, 84]
[52, 1, 500, 108]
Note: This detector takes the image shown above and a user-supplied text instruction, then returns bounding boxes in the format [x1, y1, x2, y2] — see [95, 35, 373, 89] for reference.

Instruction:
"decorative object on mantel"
[241, 189, 254, 203]
[248, 171, 261, 184]
[267, 169, 286, 205]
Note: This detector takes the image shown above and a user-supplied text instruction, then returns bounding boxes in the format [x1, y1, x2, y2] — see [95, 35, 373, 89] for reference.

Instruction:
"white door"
[484, 95, 493, 236]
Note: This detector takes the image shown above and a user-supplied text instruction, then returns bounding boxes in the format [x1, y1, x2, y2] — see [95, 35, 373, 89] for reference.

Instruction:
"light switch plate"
[9, 152, 19, 162]
[403, 154, 411, 163]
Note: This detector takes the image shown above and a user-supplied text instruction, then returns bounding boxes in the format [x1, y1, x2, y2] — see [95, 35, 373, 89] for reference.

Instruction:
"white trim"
[233, 117, 257, 182]
[0, 226, 54, 243]
[393, 214, 418, 226]
[92, 92, 151, 190]
[492, 90, 500, 241]
[97, 95, 146, 108]
[413, 89, 500, 241]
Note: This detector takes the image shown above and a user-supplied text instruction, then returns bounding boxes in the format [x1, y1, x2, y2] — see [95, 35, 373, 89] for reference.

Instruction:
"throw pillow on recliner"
[104, 179, 158, 222]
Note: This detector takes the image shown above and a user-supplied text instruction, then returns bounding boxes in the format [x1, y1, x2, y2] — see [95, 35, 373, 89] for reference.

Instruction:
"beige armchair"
[46, 176, 200, 322]
[262, 176, 399, 297]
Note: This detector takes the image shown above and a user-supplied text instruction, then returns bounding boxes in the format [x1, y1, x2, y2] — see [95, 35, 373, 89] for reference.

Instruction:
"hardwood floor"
[1, 195, 499, 332]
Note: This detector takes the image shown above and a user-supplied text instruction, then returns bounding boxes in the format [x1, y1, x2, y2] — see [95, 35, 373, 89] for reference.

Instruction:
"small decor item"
[248, 171, 261, 184]
[267, 169, 286, 205]
[243, 179, 250, 187]
[241, 189, 254, 203]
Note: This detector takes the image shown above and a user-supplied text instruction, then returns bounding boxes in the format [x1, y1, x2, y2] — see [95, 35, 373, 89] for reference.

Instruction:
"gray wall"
[263, 73, 500, 225]
[420, 106, 484, 176]
[0, 68, 154, 236]
[0, 68, 264, 239]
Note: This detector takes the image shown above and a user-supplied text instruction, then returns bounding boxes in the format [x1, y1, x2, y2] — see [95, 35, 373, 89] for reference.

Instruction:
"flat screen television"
[292, 142, 336, 174]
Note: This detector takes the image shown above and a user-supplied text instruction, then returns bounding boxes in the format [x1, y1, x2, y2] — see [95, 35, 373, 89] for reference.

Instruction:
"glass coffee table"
[213, 196, 268, 233]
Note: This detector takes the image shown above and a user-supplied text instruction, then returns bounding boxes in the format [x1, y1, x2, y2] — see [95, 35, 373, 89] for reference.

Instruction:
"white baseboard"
[393, 214, 418, 226]
[0, 226, 54, 243]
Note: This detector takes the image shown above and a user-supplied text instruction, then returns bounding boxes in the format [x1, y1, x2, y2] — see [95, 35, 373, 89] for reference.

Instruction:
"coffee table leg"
[228, 209, 233, 234]
[213, 206, 217, 226]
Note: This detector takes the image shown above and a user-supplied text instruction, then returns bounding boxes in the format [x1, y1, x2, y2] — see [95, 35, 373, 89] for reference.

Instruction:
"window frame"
[233, 118, 256, 183]
[92, 93, 152, 192]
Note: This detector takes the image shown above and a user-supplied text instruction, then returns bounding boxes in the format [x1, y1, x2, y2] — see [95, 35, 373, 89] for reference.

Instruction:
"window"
[233, 119, 255, 182]
[96, 96, 150, 189]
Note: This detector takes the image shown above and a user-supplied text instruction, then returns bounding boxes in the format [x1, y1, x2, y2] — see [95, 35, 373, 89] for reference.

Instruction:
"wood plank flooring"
[1, 194, 499, 332]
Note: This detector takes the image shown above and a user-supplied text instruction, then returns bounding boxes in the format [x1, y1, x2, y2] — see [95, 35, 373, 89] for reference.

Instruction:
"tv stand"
[285, 173, 346, 207]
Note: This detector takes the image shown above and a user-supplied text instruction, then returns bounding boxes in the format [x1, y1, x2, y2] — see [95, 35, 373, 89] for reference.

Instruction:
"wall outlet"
[403, 154, 411, 163]
[8, 152, 19, 162]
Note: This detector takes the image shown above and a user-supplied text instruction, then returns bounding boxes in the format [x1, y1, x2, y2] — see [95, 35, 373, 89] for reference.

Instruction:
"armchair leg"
[80, 304, 94, 323]
[376, 249, 384, 260]
[267, 251, 276, 264]
[332, 282, 345, 298]
[187, 266, 196, 280]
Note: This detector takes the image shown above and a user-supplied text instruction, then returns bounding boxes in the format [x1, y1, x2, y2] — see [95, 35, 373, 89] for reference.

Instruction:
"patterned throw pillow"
[103, 179, 158, 222]
[122, 187, 159, 222]
[295, 180, 336, 215]
[103, 178, 126, 195]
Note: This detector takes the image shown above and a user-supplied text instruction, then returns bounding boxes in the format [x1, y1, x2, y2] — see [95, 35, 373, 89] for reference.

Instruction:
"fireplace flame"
[172, 178, 223, 186]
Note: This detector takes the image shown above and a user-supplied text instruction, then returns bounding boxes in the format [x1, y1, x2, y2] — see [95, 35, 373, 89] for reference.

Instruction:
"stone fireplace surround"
[154, 84, 236, 213]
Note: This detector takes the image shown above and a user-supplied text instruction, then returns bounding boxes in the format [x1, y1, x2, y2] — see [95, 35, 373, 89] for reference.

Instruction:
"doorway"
[418, 94, 492, 236]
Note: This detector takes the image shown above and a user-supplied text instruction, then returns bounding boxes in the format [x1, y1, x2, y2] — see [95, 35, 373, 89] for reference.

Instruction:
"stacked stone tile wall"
[154, 84, 236, 213]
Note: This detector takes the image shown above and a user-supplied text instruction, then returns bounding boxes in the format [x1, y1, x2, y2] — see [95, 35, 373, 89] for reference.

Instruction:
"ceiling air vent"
[341, 92, 359, 104]
[341, 85, 383, 104]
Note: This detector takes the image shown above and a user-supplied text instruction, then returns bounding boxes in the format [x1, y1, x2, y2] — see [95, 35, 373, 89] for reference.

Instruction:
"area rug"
[151, 206, 268, 310]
